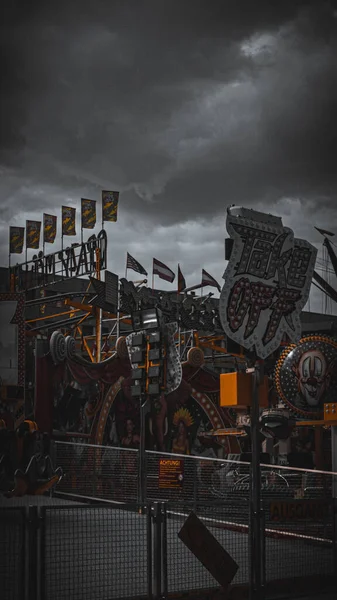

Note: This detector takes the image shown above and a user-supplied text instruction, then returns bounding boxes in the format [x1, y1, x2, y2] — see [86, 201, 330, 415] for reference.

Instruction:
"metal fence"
[0, 498, 154, 600]
[40, 503, 151, 600]
[0, 507, 25, 600]
[52, 441, 337, 597]
[55, 441, 138, 503]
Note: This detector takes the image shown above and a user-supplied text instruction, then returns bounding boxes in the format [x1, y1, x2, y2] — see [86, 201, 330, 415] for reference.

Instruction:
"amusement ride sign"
[10, 229, 107, 292]
[219, 207, 317, 359]
[274, 335, 337, 418]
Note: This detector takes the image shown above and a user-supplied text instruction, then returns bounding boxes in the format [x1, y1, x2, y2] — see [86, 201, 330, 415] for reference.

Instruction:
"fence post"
[193, 458, 198, 512]
[260, 505, 266, 592]
[27, 506, 39, 600]
[152, 502, 162, 600]
[249, 364, 263, 600]
[161, 502, 168, 599]
[38, 507, 46, 600]
[147, 504, 153, 600]
[138, 397, 148, 506]
[93, 447, 97, 497]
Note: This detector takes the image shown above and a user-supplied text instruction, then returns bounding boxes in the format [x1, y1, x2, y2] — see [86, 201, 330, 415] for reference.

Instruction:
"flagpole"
[125, 254, 128, 279]
[25, 221, 28, 267]
[8, 229, 12, 291]
[116, 278, 121, 339]
[182, 283, 204, 293]
[61, 231, 64, 280]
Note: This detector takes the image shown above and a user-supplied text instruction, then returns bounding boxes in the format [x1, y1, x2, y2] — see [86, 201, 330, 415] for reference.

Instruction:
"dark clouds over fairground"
[1, 1, 336, 313]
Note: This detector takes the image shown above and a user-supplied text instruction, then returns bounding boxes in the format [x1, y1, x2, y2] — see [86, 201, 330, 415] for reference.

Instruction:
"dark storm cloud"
[0, 0, 336, 228]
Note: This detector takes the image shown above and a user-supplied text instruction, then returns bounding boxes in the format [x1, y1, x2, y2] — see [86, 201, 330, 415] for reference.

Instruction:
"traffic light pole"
[250, 361, 264, 600]
[128, 317, 165, 510]
[138, 394, 149, 508]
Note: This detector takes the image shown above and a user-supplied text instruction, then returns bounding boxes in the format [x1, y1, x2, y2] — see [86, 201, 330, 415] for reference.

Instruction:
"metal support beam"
[250, 362, 264, 600]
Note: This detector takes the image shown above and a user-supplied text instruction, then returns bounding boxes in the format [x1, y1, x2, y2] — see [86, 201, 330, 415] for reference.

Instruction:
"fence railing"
[1, 500, 154, 600]
[52, 441, 337, 598]
[1, 496, 336, 600]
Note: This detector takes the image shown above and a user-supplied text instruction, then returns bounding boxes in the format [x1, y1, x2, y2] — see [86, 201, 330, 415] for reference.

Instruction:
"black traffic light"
[146, 330, 164, 396]
[129, 332, 147, 397]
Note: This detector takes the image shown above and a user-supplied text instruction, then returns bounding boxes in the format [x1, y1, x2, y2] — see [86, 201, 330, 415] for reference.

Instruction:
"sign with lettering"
[159, 458, 184, 489]
[219, 207, 317, 359]
[10, 230, 107, 292]
[119, 278, 222, 334]
[269, 500, 331, 521]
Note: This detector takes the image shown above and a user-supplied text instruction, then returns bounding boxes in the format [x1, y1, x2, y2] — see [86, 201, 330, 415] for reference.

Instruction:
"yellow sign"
[159, 458, 184, 489]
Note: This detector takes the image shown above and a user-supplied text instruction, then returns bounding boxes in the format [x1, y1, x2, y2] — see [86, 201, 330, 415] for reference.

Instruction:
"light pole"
[129, 308, 164, 508]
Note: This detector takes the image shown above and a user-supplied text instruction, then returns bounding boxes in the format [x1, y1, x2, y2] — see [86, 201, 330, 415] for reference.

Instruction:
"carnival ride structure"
[0, 419, 62, 496]
[1, 222, 337, 487]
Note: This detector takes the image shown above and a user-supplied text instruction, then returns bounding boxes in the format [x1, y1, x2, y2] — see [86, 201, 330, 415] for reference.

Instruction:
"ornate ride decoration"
[274, 335, 337, 418]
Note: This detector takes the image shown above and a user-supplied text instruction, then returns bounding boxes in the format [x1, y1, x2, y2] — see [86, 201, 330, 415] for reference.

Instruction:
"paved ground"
[0, 494, 335, 600]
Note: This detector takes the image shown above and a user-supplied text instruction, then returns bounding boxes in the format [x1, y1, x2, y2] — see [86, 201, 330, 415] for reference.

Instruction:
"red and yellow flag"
[62, 206, 76, 236]
[102, 191, 119, 222]
[81, 199, 96, 229]
[26, 220, 41, 250]
[43, 214, 57, 244]
[9, 226, 25, 254]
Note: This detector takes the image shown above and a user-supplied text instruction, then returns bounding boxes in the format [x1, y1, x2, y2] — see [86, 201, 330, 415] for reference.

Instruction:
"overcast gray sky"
[1, 1, 336, 314]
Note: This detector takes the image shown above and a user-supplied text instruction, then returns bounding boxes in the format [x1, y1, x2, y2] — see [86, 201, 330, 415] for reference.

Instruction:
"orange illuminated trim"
[296, 420, 337, 427]
[26, 308, 82, 324]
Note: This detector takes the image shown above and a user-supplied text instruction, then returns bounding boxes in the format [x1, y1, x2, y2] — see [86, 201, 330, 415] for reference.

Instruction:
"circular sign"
[274, 335, 337, 418]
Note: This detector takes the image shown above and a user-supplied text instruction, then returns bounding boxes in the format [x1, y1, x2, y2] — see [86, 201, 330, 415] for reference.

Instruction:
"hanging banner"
[26, 220, 41, 250]
[219, 207, 317, 359]
[102, 191, 119, 222]
[81, 199, 96, 229]
[43, 214, 57, 244]
[62, 206, 76, 236]
[9, 227, 25, 254]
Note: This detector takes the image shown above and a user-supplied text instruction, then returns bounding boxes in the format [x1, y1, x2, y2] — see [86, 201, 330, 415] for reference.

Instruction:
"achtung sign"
[159, 458, 184, 489]
[269, 500, 330, 521]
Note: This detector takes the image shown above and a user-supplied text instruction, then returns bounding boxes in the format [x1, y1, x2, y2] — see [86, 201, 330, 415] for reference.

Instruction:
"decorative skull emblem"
[296, 350, 329, 407]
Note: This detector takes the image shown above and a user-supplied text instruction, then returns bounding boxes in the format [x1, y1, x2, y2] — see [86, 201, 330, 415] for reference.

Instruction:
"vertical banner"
[102, 191, 119, 223]
[62, 206, 76, 236]
[26, 220, 41, 249]
[43, 214, 57, 244]
[81, 199, 97, 229]
[9, 227, 25, 254]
